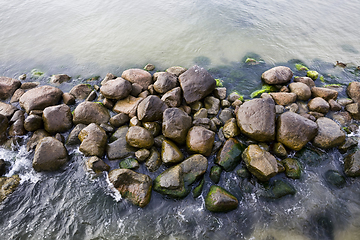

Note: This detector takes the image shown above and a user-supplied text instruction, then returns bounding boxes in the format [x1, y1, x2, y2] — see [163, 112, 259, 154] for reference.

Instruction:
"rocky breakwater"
[0, 64, 359, 212]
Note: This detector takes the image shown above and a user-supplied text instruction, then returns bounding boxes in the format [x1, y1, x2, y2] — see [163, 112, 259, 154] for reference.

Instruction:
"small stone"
[69, 84, 92, 100]
[273, 142, 287, 158]
[10, 89, 25, 103]
[161, 139, 184, 165]
[20, 82, 40, 89]
[282, 158, 301, 179]
[50, 74, 71, 84]
[329, 99, 342, 111]
[285, 103, 299, 113]
[62, 93, 75, 105]
[119, 158, 139, 170]
[261, 66, 293, 85]
[103, 98, 114, 109]
[109, 113, 129, 127]
[129, 116, 141, 127]
[213, 88, 227, 100]
[205, 185, 238, 213]
[135, 149, 150, 162]
[344, 150, 360, 177]
[145, 147, 162, 172]
[161, 87, 182, 107]
[216, 138, 246, 171]
[121, 68, 153, 91]
[144, 63, 155, 71]
[222, 118, 240, 139]
[86, 90, 97, 101]
[308, 97, 330, 114]
[210, 165, 222, 184]
[166, 66, 187, 76]
[193, 108, 208, 120]
[275, 105, 284, 114]
[231, 99, 243, 108]
[313, 117, 346, 149]
[311, 87, 338, 101]
[307, 70, 319, 80]
[293, 76, 315, 88]
[186, 126, 215, 157]
[86, 156, 110, 173]
[142, 122, 161, 137]
[227, 92, 241, 102]
[221, 99, 231, 108]
[270, 92, 297, 106]
[78, 123, 108, 157]
[33, 137, 68, 171]
[131, 83, 143, 97]
[24, 114, 43, 132]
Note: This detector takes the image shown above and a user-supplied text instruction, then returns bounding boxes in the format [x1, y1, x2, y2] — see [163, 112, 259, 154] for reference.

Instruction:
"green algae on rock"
[205, 185, 238, 212]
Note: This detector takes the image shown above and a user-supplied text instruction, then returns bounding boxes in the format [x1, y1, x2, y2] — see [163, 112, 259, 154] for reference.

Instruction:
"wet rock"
[338, 137, 358, 154]
[328, 99, 342, 111]
[313, 117, 345, 149]
[275, 105, 284, 114]
[289, 82, 311, 101]
[213, 87, 227, 100]
[69, 84, 93, 100]
[344, 150, 360, 177]
[108, 168, 152, 207]
[101, 73, 116, 85]
[236, 98, 276, 142]
[222, 118, 240, 139]
[9, 114, 26, 137]
[192, 177, 205, 198]
[24, 114, 43, 132]
[66, 124, 86, 146]
[19, 86, 63, 113]
[107, 126, 136, 160]
[166, 66, 187, 76]
[210, 165, 222, 184]
[102, 98, 114, 109]
[308, 97, 330, 114]
[73, 101, 110, 125]
[193, 108, 208, 120]
[273, 142, 288, 158]
[142, 122, 161, 137]
[242, 144, 278, 181]
[193, 117, 211, 129]
[204, 96, 220, 115]
[205, 185, 238, 213]
[261, 66, 293, 85]
[137, 95, 167, 122]
[311, 87, 338, 101]
[153, 154, 208, 198]
[189, 101, 203, 113]
[145, 147, 162, 172]
[154, 135, 165, 148]
[268, 180, 296, 199]
[121, 68, 153, 91]
[0, 102, 17, 118]
[100, 77, 132, 100]
[130, 83, 143, 97]
[346, 81, 360, 103]
[228, 92, 241, 102]
[0, 175, 21, 203]
[43, 104, 72, 134]
[0, 114, 8, 140]
[338, 98, 353, 106]
[237, 168, 251, 178]
[178, 65, 216, 104]
[161, 87, 182, 107]
[20, 82, 39, 90]
[161, 139, 184, 165]
[119, 158, 139, 170]
[293, 76, 315, 88]
[0, 159, 6, 176]
[62, 92, 75, 105]
[186, 126, 215, 156]
[135, 149, 150, 162]
[0, 77, 21, 100]
[33, 137, 68, 171]
[50, 74, 71, 84]
[282, 158, 301, 179]
[324, 170, 345, 188]
[86, 156, 110, 174]
[126, 126, 154, 149]
[216, 138, 246, 171]
[345, 103, 360, 120]
[162, 108, 192, 144]
[277, 112, 318, 151]
[10, 88, 25, 103]
[231, 99, 242, 108]
[153, 72, 178, 94]
[109, 113, 129, 127]
[26, 129, 50, 151]
[78, 123, 107, 157]
[128, 116, 140, 127]
[270, 92, 297, 105]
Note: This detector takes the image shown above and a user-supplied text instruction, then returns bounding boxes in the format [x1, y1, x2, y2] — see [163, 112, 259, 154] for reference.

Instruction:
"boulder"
[236, 98, 276, 142]
[69, 84, 92, 99]
[42, 104, 72, 134]
[289, 82, 311, 101]
[161, 87, 182, 107]
[109, 113, 129, 127]
[205, 185, 238, 213]
[153, 72, 178, 94]
[121, 68, 153, 90]
[26, 129, 50, 151]
[50, 74, 71, 84]
[242, 144, 278, 181]
[213, 87, 227, 100]
[269, 92, 297, 105]
[19, 86, 63, 113]
[153, 154, 208, 198]
[108, 168, 152, 207]
[311, 87, 338, 101]
[161, 139, 184, 165]
[261, 66, 293, 85]
[218, 108, 234, 124]
[222, 118, 240, 139]
[107, 126, 136, 160]
[86, 156, 110, 174]
[145, 147, 162, 172]
[210, 166, 222, 184]
[73, 101, 110, 125]
[276, 112, 318, 151]
[328, 99, 342, 111]
[166, 66, 187, 76]
[0, 77, 21, 100]
[347, 82, 360, 103]
[24, 114, 43, 132]
[33, 137, 68, 171]
[344, 150, 360, 177]
[78, 123, 107, 157]
[313, 117, 345, 149]
[162, 108, 192, 144]
[308, 97, 330, 114]
[0, 175, 21, 203]
[126, 126, 154, 149]
[293, 76, 315, 88]
[216, 138, 246, 171]
[100, 77, 132, 100]
[204, 96, 220, 115]
[282, 158, 301, 179]
[186, 126, 215, 157]
[178, 65, 216, 104]
[137, 95, 167, 122]
[0, 102, 18, 118]
[113, 95, 144, 118]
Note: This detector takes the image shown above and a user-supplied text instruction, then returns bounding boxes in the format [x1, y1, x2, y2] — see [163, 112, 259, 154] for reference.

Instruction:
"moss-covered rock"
[215, 138, 246, 171]
[344, 150, 360, 177]
[210, 165, 222, 184]
[192, 177, 205, 198]
[324, 170, 346, 188]
[307, 70, 319, 80]
[205, 185, 238, 212]
[282, 158, 301, 179]
[119, 158, 139, 170]
[268, 180, 296, 199]
[0, 175, 21, 202]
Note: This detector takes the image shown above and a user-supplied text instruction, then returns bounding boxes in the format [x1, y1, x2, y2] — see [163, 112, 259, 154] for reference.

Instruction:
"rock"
[20, 82, 40, 89]
[161, 139, 184, 165]
[270, 92, 297, 105]
[0, 114, 9, 139]
[137, 95, 167, 122]
[346, 103, 360, 120]
[42, 104, 72, 134]
[55, 133, 65, 143]
[108, 168, 152, 207]
[66, 124, 86, 146]
[145, 147, 162, 172]
[231, 99, 243, 108]
[347, 82, 360, 103]
[107, 126, 136, 160]
[0, 175, 21, 202]
[242, 144, 278, 181]
[113, 96, 144, 118]
[328, 99, 342, 111]
[276, 112, 318, 151]
[100, 77, 132, 100]
[205, 185, 238, 213]
[0, 102, 18, 118]
[129, 116, 141, 127]
[0, 159, 6, 176]
[78, 123, 107, 157]
[282, 158, 301, 179]
[178, 65, 216, 104]
[261, 66, 293, 85]
[268, 180, 296, 199]
[121, 68, 153, 91]
[62, 92, 75, 105]
[210, 165, 222, 184]
[102, 98, 114, 109]
[135, 149, 150, 162]
[126, 126, 154, 149]
[273, 142, 288, 158]
[289, 82, 311, 101]
[166, 66, 187, 76]
[33, 137, 68, 171]
[311, 87, 338, 101]
[338, 137, 358, 154]
[50, 74, 71, 84]
[24, 114, 43, 132]
[119, 158, 139, 170]
[0, 77, 21, 100]
[19, 86, 63, 113]
[293, 76, 315, 88]
[153, 154, 208, 198]
[153, 72, 178, 94]
[236, 98, 276, 142]
[192, 177, 205, 198]
[10, 88, 25, 103]
[194, 108, 208, 120]
[161, 87, 182, 107]
[101, 73, 116, 85]
[154, 135, 165, 148]
[162, 108, 192, 144]
[221, 100, 231, 108]
[73, 101, 110, 125]
[344, 150, 360, 177]
[216, 138, 246, 171]
[204, 96, 220, 115]
[186, 126, 215, 157]
[193, 118, 212, 130]
[307, 70, 319, 80]
[69, 84, 93, 99]
[9, 114, 26, 137]
[142, 122, 161, 137]
[144, 63, 155, 71]
[308, 97, 330, 114]
[338, 98, 353, 106]
[219, 109, 234, 126]
[222, 118, 240, 139]
[324, 170, 345, 188]
[86, 91, 97, 102]
[86, 156, 110, 173]
[109, 113, 129, 127]
[130, 83, 143, 97]
[213, 87, 227, 100]
[26, 129, 50, 151]
[313, 117, 346, 149]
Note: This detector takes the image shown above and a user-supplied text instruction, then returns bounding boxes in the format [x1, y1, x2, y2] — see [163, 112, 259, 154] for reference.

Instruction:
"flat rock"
[313, 117, 345, 149]
[270, 92, 297, 105]
[0, 77, 21, 100]
[19, 86, 63, 113]
[121, 68, 153, 91]
[69, 84, 92, 99]
[43, 104, 72, 134]
[113, 95, 144, 118]
[33, 137, 68, 171]
[205, 185, 238, 213]
[162, 108, 192, 144]
[73, 101, 110, 125]
[293, 77, 315, 88]
[166, 66, 187, 76]
[100, 77, 132, 100]
[261, 66, 293, 85]
[311, 87, 338, 101]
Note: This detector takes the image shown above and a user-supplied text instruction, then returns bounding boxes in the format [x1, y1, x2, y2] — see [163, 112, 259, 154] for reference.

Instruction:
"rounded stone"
[289, 82, 311, 101]
[43, 104, 72, 134]
[126, 126, 154, 149]
[205, 185, 238, 213]
[33, 137, 68, 171]
[308, 97, 330, 114]
[100, 77, 132, 100]
[261, 66, 293, 85]
[186, 126, 215, 157]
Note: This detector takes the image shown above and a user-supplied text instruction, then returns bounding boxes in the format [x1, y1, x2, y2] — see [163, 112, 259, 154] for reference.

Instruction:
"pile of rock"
[0, 65, 359, 212]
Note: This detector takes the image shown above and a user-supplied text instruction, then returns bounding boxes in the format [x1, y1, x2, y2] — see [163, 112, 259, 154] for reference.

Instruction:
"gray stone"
[86, 156, 110, 173]
[73, 101, 110, 125]
[20, 82, 40, 90]
[328, 99, 342, 111]
[162, 108, 192, 144]
[109, 113, 129, 127]
[346, 103, 360, 120]
[145, 147, 162, 172]
[0, 102, 17, 118]
[308, 97, 330, 114]
[33, 137, 68, 171]
[161, 87, 182, 107]
[0, 77, 21, 100]
[50, 74, 71, 84]
[205, 185, 238, 213]
[121, 68, 153, 91]
[166, 66, 187, 76]
[135, 149, 150, 162]
[311, 87, 338, 101]
[10, 88, 25, 103]
[204, 96, 220, 115]
[137, 95, 167, 122]
[113, 95, 144, 118]
[66, 124, 86, 146]
[107, 126, 136, 160]
[24, 114, 43, 132]
[270, 92, 297, 105]
[26, 129, 50, 151]
[261, 66, 293, 85]
[289, 82, 311, 101]
[62, 92, 75, 105]
[213, 87, 227, 100]
[216, 138, 246, 171]
[126, 126, 154, 149]
[218, 108, 234, 124]
[347, 82, 360, 103]
[313, 117, 346, 149]
[69, 84, 92, 100]
[153, 72, 178, 94]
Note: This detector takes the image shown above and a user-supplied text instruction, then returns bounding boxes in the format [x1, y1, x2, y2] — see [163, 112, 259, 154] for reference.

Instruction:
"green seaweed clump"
[295, 63, 309, 71]
[31, 69, 44, 77]
[307, 70, 319, 80]
[245, 58, 259, 65]
[250, 85, 277, 98]
[215, 78, 224, 87]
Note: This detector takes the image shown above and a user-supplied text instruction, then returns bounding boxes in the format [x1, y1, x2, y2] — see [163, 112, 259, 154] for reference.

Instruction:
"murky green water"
[1, 1, 360, 239]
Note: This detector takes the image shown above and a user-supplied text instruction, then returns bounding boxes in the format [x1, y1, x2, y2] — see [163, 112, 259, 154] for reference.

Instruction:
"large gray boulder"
[126, 126, 154, 149]
[153, 72, 178, 94]
[261, 66, 293, 85]
[162, 108, 192, 144]
[19, 86, 63, 113]
[313, 117, 345, 149]
[137, 95, 167, 122]
[236, 98, 276, 142]
[78, 123, 107, 157]
[100, 77, 132, 100]
[347, 82, 360, 103]
[33, 137, 68, 171]
[108, 168, 152, 207]
[73, 101, 110, 125]
[186, 126, 215, 157]
[43, 104, 72, 134]
[178, 65, 216, 104]
[121, 68, 153, 91]
[276, 112, 318, 151]
[0, 77, 21, 100]
[107, 126, 136, 160]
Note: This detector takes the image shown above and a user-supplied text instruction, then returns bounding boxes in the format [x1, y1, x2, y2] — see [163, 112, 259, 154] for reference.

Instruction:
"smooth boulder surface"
[236, 98, 276, 142]
[137, 95, 167, 122]
[0, 102, 17, 118]
[261, 66, 293, 85]
[186, 126, 215, 157]
[109, 168, 152, 207]
[161, 139, 184, 164]
[276, 112, 318, 151]
[308, 97, 330, 114]
[289, 82, 311, 101]
[162, 108, 192, 144]
[161, 87, 182, 107]
[347, 82, 360, 103]
[313, 117, 345, 149]
[121, 68, 153, 90]
[270, 92, 297, 105]
[78, 123, 107, 157]
[33, 137, 68, 171]
[43, 104, 72, 134]
[0, 77, 21, 100]
[205, 185, 238, 213]
[126, 126, 154, 149]
[19, 86, 63, 113]
[107, 126, 136, 160]
[178, 65, 216, 104]
[216, 138, 246, 171]
[311, 87, 338, 101]
[69, 84, 92, 99]
[24, 114, 43, 132]
[100, 77, 132, 100]
[73, 101, 110, 125]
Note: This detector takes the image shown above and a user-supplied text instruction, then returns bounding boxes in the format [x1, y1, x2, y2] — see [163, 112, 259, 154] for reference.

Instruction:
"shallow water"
[1, 1, 360, 239]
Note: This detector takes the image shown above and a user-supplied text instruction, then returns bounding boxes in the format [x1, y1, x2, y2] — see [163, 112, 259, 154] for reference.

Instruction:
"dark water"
[1, 1, 360, 239]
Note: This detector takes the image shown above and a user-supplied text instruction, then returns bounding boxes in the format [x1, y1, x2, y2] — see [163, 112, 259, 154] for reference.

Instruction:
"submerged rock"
[0, 175, 21, 202]
[308, 97, 330, 114]
[50, 74, 71, 84]
[267, 180, 296, 199]
[33, 137, 68, 171]
[205, 185, 238, 213]
[215, 138, 246, 172]
[282, 158, 301, 179]
[210, 165, 222, 184]
[324, 170, 346, 188]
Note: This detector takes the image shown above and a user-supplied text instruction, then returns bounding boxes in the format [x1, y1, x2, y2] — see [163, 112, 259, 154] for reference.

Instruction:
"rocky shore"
[1, 64, 360, 212]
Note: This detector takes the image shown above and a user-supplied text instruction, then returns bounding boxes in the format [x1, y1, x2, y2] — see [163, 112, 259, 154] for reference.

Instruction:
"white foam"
[104, 171, 122, 202]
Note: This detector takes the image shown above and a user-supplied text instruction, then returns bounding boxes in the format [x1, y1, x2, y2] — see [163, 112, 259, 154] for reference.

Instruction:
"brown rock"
[0, 77, 21, 100]
[100, 77, 132, 100]
[78, 123, 108, 157]
[186, 126, 215, 156]
[311, 87, 338, 101]
[33, 137, 68, 171]
[153, 72, 178, 94]
[73, 101, 110, 125]
[308, 97, 330, 114]
[289, 82, 311, 101]
[269, 92, 297, 105]
[69, 84, 92, 100]
[62, 93, 75, 105]
[121, 69, 153, 91]
[161, 87, 182, 107]
[313, 117, 346, 149]
[162, 108, 192, 144]
[19, 86, 63, 113]
[43, 104, 72, 134]
[293, 77, 315, 88]
[137, 95, 167, 122]
[346, 82, 360, 103]
[113, 95, 144, 118]
[261, 66, 293, 85]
